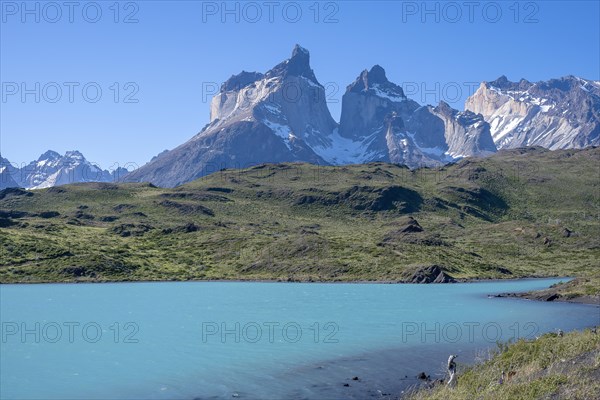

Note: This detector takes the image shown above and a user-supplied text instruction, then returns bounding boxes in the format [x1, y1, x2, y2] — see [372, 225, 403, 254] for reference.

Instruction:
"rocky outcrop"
[465, 75, 600, 150]
[395, 216, 423, 233]
[491, 278, 600, 305]
[407, 265, 456, 283]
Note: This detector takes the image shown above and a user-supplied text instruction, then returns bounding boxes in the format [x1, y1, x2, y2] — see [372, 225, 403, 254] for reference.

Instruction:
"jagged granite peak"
[491, 75, 510, 86]
[333, 65, 457, 167]
[209, 44, 332, 129]
[264, 44, 319, 84]
[365, 65, 387, 84]
[129, 55, 490, 186]
[340, 65, 417, 138]
[349, 65, 389, 91]
[127, 45, 337, 187]
[347, 65, 407, 101]
[337, 65, 423, 164]
[466, 75, 600, 149]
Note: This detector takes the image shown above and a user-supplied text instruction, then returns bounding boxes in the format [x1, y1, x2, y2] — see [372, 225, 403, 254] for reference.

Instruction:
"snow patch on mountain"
[262, 120, 294, 150]
[490, 115, 526, 143]
[312, 128, 382, 165]
[370, 83, 407, 103]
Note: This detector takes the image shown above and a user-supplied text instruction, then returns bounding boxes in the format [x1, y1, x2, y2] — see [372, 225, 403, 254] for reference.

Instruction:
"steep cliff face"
[384, 111, 448, 167]
[209, 47, 338, 150]
[339, 65, 419, 141]
[465, 76, 600, 149]
[125, 45, 337, 187]
[329, 66, 495, 167]
[326, 66, 450, 167]
[431, 101, 496, 158]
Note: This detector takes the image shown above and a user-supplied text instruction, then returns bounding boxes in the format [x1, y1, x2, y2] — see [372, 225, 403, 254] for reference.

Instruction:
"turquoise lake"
[0, 278, 597, 399]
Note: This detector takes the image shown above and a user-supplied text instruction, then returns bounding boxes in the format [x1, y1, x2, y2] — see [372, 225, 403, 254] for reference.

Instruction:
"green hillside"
[1, 147, 598, 297]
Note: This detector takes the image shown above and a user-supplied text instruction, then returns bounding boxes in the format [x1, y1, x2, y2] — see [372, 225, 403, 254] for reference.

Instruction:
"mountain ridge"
[125, 45, 504, 187]
[4, 47, 598, 189]
[125, 46, 598, 188]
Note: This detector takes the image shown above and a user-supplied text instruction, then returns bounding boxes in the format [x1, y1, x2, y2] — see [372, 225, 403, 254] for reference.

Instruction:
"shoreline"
[490, 290, 600, 306]
[0, 275, 571, 286]
[2, 275, 597, 306]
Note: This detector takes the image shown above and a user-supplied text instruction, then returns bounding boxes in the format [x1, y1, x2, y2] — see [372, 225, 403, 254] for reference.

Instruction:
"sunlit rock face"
[465, 75, 600, 150]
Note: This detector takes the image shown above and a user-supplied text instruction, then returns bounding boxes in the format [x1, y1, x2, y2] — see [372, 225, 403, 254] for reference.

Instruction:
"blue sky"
[1, 0, 599, 169]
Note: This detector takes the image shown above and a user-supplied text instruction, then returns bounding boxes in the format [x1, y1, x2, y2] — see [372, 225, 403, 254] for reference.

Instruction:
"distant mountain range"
[3, 45, 598, 189]
[0, 151, 127, 190]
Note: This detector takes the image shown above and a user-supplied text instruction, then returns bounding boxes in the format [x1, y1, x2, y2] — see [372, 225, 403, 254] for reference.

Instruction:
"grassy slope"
[407, 329, 600, 400]
[0, 147, 598, 295]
